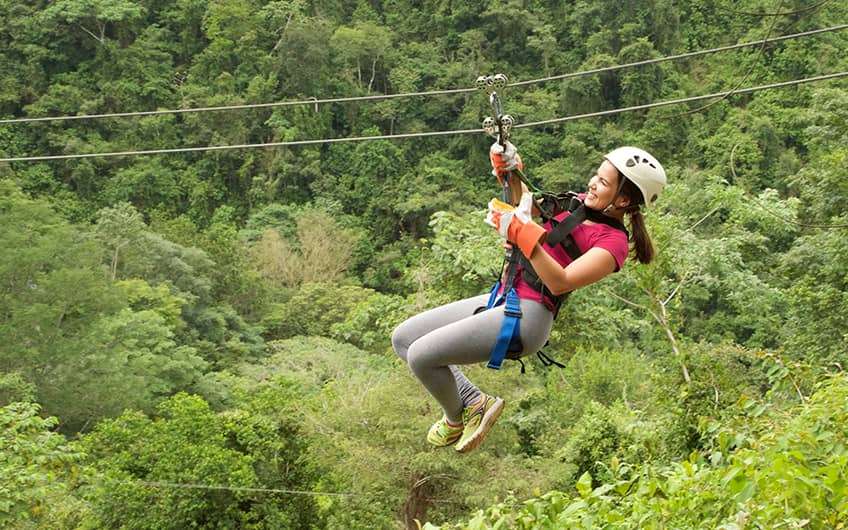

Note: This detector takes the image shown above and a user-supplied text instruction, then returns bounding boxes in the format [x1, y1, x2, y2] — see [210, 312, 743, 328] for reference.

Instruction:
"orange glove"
[489, 141, 524, 184]
[485, 193, 546, 258]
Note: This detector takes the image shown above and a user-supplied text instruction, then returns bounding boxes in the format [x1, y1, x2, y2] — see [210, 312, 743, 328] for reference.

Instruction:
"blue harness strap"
[485, 280, 502, 309]
[483, 281, 523, 370]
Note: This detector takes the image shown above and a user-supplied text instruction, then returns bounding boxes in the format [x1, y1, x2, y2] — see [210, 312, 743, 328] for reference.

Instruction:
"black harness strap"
[520, 195, 629, 318]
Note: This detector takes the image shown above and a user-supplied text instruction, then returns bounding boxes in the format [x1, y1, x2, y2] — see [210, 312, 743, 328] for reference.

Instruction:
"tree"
[330, 22, 392, 92]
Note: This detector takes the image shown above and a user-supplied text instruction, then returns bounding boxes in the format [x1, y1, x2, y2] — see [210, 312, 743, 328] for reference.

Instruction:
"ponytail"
[618, 174, 655, 264]
[627, 207, 654, 264]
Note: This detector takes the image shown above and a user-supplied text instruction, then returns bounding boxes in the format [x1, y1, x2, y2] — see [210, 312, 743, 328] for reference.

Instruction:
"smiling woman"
[391, 145, 667, 454]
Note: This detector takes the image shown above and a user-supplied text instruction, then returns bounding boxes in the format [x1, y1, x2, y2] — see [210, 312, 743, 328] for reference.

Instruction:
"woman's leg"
[405, 299, 553, 423]
[391, 295, 490, 408]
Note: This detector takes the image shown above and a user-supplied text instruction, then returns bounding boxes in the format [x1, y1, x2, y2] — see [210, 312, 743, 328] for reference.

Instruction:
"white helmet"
[604, 146, 666, 207]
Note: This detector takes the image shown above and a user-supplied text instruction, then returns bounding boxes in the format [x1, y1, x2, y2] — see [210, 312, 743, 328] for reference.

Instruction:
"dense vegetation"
[1, 0, 847, 528]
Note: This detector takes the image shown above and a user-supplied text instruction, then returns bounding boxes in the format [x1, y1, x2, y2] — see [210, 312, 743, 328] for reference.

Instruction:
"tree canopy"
[1, 0, 847, 528]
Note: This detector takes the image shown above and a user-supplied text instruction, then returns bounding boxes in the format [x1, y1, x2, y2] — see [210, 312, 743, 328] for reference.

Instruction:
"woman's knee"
[405, 340, 436, 375]
[390, 321, 412, 362]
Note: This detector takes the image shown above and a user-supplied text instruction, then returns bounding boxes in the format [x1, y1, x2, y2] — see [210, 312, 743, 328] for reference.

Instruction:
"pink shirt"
[510, 210, 630, 312]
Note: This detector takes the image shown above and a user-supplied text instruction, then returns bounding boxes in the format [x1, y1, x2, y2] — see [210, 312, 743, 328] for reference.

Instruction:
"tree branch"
[78, 23, 104, 44]
[608, 288, 691, 384]
[368, 57, 377, 92]
[686, 206, 720, 232]
[607, 289, 650, 313]
[663, 270, 692, 308]
[272, 12, 295, 52]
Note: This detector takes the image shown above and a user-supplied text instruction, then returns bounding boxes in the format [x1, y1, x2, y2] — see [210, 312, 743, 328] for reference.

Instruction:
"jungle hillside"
[1, 0, 848, 528]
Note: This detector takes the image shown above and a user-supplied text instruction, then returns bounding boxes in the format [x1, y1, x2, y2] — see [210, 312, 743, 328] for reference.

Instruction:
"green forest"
[1, 0, 847, 528]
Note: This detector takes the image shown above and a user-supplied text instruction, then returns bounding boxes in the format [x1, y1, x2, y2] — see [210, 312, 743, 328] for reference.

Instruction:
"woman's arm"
[525, 245, 617, 296]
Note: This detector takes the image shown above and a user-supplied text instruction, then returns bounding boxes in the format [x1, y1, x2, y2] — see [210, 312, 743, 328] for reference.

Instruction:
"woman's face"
[585, 160, 625, 210]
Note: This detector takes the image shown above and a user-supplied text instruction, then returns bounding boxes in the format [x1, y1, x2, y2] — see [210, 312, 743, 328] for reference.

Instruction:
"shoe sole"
[456, 398, 504, 454]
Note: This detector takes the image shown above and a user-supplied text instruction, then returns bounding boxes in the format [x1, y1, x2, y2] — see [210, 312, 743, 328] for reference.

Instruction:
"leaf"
[592, 483, 615, 498]
[733, 480, 756, 504]
[576, 472, 593, 498]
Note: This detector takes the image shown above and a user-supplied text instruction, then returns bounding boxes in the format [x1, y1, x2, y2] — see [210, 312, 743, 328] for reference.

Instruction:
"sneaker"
[427, 416, 464, 447]
[455, 394, 504, 454]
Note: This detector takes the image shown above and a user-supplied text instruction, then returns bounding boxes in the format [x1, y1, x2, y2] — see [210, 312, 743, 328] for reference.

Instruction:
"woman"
[391, 144, 666, 454]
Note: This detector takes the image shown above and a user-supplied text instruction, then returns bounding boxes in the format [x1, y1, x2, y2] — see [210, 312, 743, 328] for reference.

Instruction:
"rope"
[0, 87, 475, 125]
[1, 71, 845, 163]
[0, 25, 844, 125]
[112, 478, 460, 505]
[0, 127, 479, 161]
[719, 0, 833, 17]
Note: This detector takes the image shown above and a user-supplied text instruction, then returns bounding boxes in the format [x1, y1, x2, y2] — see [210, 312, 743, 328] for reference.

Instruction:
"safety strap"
[515, 350, 567, 374]
[485, 284, 522, 370]
[546, 203, 588, 247]
[546, 203, 628, 246]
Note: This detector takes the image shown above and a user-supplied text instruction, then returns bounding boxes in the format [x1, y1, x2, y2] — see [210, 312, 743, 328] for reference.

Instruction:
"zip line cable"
[668, 0, 786, 118]
[2, 71, 845, 163]
[510, 71, 847, 128]
[506, 24, 845, 88]
[0, 126, 480, 161]
[0, 85, 475, 124]
[107, 478, 461, 505]
[0, 25, 845, 125]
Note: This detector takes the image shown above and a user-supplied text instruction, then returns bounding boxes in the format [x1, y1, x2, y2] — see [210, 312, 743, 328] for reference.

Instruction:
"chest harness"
[479, 192, 629, 371]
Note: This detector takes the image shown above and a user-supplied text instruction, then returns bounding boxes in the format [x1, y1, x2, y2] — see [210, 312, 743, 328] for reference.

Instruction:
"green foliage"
[0, 372, 36, 406]
[508, 348, 654, 462]
[96, 202, 266, 369]
[236, 336, 565, 529]
[412, 210, 504, 303]
[327, 288, 409, 353]
[0, 402, 84, 527]
[261, 282, 373, 338]
[116, 278, 188, 331]
[78, 392, 319, 529]
[554, 401, 638, 486]
[650, 343, 771, 455]
[435, 374, 848, 529]
[0, 181, 242, 431]
[260, 281, 409, 353]
[1, 2, 848, 527]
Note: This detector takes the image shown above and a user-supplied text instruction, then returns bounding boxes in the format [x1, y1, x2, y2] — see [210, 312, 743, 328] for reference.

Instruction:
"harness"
[481, 192, 629, 371]
[474, 74, 629, 371]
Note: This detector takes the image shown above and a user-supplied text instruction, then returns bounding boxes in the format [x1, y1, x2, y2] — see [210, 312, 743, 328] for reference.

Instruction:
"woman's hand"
[486, 192, 546, 258]
[489, 141, 523, 184]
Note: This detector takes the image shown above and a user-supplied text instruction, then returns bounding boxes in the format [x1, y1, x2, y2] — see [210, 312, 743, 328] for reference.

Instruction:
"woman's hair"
[618, 173, 654, 264]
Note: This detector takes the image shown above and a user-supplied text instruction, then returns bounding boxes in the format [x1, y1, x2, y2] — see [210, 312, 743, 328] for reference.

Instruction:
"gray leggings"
[391, 293, 554, 423]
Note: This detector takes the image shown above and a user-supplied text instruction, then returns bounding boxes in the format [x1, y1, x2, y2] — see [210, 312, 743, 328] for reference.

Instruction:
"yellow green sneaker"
[427, 416, 464, 447]
[455, 394, 504, 454]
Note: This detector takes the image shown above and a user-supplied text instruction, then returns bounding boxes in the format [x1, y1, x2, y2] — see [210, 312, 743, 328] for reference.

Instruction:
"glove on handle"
[489, 141, 524, 183]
